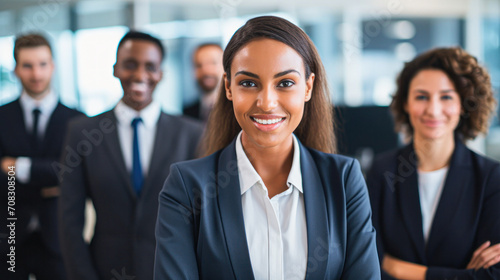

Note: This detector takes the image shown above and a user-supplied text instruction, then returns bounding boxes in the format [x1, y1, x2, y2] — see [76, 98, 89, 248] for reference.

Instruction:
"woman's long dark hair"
[202, 16, 336, 155]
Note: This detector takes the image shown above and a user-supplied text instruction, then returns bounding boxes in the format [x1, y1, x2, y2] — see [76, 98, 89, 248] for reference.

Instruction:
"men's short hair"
[14, 33, 53, 63]
[193, 43, 222, 58]
[117, 31, 166, 61]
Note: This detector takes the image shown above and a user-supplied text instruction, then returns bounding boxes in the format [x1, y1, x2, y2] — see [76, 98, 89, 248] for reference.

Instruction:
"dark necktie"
[131, 117, 143, 196]
[31, 108, 41, 152]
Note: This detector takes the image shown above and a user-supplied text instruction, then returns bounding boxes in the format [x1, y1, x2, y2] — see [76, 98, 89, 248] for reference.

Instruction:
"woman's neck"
[413, 134, 455, 172]
[241, 133, 294, 198]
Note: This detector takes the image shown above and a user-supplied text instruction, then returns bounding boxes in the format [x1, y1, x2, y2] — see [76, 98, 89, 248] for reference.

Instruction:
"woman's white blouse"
[418, 166, 449, 243]
[235, 132, 308, 280]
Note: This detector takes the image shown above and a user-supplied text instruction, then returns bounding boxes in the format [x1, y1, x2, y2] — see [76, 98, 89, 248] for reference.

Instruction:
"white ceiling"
[0, 0, 483, 18]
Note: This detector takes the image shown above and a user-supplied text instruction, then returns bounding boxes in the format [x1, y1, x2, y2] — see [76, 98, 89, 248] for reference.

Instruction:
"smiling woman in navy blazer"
[154, 16, 380, 280]
[367, 47, 500, 279]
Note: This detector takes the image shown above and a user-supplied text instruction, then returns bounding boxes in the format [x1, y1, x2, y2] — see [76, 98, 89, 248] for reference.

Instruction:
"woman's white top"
[418, 166, 449, 243]
[235, 132, 307, 280]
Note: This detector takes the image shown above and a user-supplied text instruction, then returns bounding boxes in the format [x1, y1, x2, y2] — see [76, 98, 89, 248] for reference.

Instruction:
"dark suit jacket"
[183, 101, 201, 120]
[367, 139, 500, 279]
[59, 109, 203, 280]
[0, 99, 83, 252]
[154, 139, 381, 279]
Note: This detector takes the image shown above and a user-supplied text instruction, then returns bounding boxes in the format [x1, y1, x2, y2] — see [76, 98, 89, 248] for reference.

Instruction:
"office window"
[75, 26, 127, 116]
[0, 36, 16, 105]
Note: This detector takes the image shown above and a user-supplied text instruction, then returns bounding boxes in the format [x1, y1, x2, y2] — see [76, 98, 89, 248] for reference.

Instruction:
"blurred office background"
[1, 0, 499, 163]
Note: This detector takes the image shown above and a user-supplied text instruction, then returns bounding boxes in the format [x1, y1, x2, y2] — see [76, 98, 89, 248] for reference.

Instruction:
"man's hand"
[1, 157, 16, 174]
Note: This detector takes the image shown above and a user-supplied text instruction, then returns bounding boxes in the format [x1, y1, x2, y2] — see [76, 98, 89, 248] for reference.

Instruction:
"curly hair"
[390, 47, 497, 141]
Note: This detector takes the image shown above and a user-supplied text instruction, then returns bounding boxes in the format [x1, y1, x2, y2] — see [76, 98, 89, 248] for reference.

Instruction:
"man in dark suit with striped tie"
[0, 33, 84, 280]
[59, 31, 203, 280]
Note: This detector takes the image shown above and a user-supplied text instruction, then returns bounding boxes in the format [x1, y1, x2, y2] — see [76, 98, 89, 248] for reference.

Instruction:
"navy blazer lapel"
[10, 100, 32, 152]
[217, 140, 254, 280]
[41, 103, 63, 151]
[426, 140, 472, 257]
[396, 144, 427, 263]
[141, 112, 169, 198]
[101, 111, 136, 199]
[300, 144, 329, 280]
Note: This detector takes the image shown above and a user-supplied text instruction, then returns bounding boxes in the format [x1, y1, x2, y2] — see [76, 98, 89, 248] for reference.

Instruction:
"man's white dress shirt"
[114, 100, 160, 176]
[16, 90, 58, 183]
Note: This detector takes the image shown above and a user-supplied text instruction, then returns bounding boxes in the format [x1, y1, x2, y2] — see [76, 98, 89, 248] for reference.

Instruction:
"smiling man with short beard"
[0, 33, 84, 280]
[183, 43, 223, 121]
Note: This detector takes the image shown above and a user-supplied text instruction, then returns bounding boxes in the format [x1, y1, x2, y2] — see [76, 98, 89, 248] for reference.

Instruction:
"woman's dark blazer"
[367, 139, 500, 279]
[154, 138, 381, 280]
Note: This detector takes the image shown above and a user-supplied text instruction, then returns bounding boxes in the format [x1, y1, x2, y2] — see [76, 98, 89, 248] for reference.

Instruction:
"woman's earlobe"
[224, 73, 232, 100]
[305, 73, 315, 102]
[305, 91, 312, 102]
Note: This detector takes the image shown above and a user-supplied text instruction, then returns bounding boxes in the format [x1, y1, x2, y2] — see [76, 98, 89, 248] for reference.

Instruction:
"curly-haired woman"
[367, 47, 500, 279]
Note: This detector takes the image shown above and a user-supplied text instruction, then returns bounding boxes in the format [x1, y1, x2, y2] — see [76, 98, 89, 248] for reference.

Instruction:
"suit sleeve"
[188, 120, 204, 158]
[154, 164, 199, 280]
[426, 163, 500, 280]
[58, 122, 100, 280]
[31, 111, 85, 187]
[341, 159, 381, 279]
[30, 157, 61, 186]
[366, 163, 398, 280]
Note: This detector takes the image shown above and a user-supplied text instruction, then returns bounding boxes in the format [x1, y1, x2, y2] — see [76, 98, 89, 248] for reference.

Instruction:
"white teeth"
[131, 83, 147, 92]
[252, 117, 283, 125]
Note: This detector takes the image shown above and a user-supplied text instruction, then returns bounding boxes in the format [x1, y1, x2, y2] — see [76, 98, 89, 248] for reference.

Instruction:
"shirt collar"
[19, 89, 58, 117]
[114, 100, 161, 128]
[288, 133, 303, 192]
[235, 131, 303, 195]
